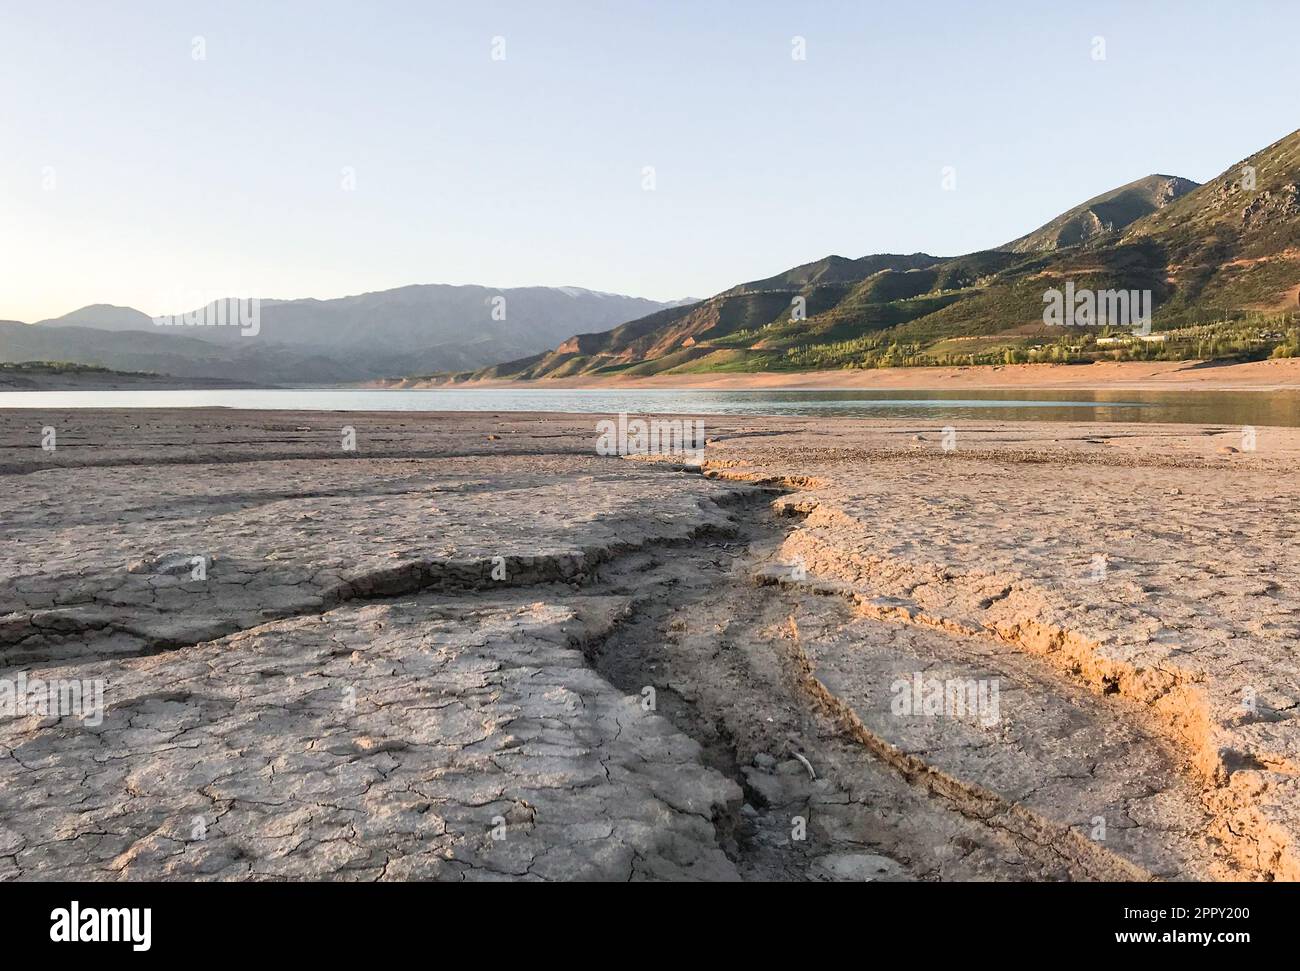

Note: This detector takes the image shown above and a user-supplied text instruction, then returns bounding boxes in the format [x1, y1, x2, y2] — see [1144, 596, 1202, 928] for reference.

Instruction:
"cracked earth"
[1, 409, 1298, 880]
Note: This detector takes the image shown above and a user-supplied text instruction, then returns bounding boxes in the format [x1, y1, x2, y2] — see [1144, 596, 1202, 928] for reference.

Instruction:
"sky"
[1, 0, 1297, 321]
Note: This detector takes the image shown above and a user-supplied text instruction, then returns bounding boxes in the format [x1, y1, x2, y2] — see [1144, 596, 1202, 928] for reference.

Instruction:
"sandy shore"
[0, 369, 262, 392]
[384, 357, 1300, 392]
[1, 408, 1297, 881]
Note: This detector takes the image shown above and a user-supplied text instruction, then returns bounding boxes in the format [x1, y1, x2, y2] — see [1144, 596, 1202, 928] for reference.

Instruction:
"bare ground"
[0, 408, 1296, 880]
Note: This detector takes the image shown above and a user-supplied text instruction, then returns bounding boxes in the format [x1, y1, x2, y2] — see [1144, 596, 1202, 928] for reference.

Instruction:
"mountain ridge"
[441, 127, 1300, 382]
[1001, 174, 1199, 253]
[5, 284, 691, 384]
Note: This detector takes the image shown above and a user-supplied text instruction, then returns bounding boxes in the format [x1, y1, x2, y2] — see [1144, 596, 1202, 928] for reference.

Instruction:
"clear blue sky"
[2, 0, 1296, 321]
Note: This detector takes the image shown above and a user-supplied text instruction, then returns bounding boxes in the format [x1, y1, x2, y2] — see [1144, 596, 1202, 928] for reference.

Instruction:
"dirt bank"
[379, 357, 1300, 392]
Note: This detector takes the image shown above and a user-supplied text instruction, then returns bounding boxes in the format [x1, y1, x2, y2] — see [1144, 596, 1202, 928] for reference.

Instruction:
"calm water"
[3, 387, 1300, 426]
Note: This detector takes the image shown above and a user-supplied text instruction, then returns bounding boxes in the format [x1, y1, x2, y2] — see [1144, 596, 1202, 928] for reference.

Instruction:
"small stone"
[127, 551, 213, 576]
[813, 853, 910, 882]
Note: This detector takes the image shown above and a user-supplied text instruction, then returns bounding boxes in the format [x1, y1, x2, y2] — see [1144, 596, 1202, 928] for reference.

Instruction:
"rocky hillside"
[1002, 174, 1198, 253]
[1121, 129, 1300, 315]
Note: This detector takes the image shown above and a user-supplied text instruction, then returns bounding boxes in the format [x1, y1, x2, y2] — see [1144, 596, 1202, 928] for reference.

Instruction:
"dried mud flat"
[1, 408, 1299, 881]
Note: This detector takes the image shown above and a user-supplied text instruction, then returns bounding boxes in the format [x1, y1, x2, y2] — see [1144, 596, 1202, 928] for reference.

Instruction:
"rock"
[126, 551, 213, 576]
[740, 767, 794, 807]
[813, 853, 911, 882]
[775, 758, 809, 776]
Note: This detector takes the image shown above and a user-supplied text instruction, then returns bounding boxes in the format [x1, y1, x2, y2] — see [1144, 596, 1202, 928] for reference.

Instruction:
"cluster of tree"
[776, 313, 1300, 370]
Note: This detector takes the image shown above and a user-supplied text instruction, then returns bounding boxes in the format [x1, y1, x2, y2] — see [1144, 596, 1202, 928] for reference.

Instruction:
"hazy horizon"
[3, 0, 1296, 321]
[17, 281, 702, 324]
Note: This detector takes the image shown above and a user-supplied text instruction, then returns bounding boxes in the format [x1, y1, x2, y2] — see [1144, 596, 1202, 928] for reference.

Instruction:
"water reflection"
[3, 387, 1300, 427]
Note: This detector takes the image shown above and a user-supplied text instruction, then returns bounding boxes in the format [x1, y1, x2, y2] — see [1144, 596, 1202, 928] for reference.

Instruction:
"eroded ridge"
[0, 452, 748, 665]
[704, 419, 1300, 880]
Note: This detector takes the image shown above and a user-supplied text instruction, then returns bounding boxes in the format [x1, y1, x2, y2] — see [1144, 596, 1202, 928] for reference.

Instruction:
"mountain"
[1002, 174, 1199, 253]
[1120, 129, 1300, 315]
[38, 304, 157, 332]
[446, 128, 1300, 381]
[464, 253, 954, 380]
[7, 285, 688, 384]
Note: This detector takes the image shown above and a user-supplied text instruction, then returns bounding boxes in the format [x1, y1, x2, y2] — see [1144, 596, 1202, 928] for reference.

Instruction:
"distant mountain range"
[443, 127, 1300, 382]
[0, 287, 695, 385]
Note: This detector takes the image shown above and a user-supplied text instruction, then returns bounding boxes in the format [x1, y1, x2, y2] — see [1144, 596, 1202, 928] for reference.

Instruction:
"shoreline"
[9, 359, 1300, 396]
[0, 372, 268, 392]
[374, 358, 1300, 393]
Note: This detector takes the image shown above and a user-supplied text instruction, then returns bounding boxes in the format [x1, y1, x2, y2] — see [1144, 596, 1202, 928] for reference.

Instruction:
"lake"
[3, 387, 1300, 426]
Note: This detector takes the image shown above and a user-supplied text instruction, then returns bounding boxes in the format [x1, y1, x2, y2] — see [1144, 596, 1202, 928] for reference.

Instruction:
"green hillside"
[1003, 174, 1198, 253]
[433, 127, 1300, 382]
